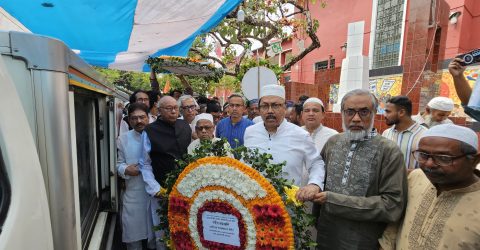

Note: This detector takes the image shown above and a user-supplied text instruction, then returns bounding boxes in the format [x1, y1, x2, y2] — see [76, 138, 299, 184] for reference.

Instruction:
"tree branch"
[176, 75, 191, 89]
[284, 11, 303, 18]
[282, 2, 321, 71]
[190, 48, 227, 69]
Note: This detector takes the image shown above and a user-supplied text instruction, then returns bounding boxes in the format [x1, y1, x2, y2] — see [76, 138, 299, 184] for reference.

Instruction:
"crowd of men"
[116, 59, 479, 249]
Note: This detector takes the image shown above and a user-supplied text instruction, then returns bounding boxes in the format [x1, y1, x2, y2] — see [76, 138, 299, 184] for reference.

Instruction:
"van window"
[0, 147, 11, 234]
[74, 93, 99, 243]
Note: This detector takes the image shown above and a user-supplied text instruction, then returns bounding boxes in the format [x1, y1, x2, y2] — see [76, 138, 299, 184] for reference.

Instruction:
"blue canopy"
[1, 0, 241, 71]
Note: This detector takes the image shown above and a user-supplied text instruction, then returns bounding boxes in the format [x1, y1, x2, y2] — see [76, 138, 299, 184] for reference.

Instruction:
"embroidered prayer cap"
[427, 97, 454, 112]
[303, 97, 324, 108]
[260, 84, 285, 99]
[192, 113, 214, 127]
[286, 100, 295, 108]
[247, 98, 259, 107]
[420, 123, 478, 151]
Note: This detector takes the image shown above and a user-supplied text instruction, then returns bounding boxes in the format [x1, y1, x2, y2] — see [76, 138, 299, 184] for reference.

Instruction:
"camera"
[456, 48, 480, 66]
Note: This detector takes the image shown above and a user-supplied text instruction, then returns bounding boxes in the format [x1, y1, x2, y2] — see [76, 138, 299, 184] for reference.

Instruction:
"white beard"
[342, 115, 375, 141]
[423, 114, 441, 127]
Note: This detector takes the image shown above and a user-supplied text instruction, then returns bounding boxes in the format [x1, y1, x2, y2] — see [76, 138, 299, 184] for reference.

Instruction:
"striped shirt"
[382, 122, 427, 169]
[215, 117, 254, 148]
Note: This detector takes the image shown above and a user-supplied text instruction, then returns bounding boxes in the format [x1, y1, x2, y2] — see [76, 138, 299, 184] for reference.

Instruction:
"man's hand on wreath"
[312, 192, 327, 205]
[295, 184, 320, 202]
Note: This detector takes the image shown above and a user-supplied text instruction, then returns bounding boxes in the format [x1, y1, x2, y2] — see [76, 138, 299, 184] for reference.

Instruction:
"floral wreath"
[156, 139, 316, 250]
[146, 56, 224, 82]
[169, 156, 293, 249]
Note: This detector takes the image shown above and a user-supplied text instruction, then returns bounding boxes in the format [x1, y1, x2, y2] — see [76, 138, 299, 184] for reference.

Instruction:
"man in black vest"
[139, 95, 191, 249]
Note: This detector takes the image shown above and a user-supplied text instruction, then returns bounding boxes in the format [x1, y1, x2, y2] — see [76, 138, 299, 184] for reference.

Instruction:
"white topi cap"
[303, 97, 324, 107]
[427, 97, 454, 112]
[420, 123, 478, 151]
[192, 113, 214, 127]
[260, 84, 285, 99]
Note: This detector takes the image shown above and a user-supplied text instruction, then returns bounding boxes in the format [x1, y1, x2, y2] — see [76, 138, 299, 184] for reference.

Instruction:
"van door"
[0, 52, 54, 250]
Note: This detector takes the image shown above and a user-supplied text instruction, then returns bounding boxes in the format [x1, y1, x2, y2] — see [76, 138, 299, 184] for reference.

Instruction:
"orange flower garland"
[168, 156, 294, 249]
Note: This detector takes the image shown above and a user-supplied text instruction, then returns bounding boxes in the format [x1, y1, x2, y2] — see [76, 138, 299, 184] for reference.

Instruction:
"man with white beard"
[412, 96, 454, 128]
[301, 89, 408, 249]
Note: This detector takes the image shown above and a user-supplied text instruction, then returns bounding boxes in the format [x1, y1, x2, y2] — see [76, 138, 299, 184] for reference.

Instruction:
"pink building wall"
[444, 0, 480, 58]
[289, 0, 373, 84]
[286, 0, 480, 84]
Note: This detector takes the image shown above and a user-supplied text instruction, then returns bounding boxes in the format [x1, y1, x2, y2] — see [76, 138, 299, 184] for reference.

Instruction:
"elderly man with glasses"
[187, 113, 232, 155]
[379, 123, 480, 249]
[139, 96, 191, 249]
[178, 95, 198, 125]
[304, 89, 407, 249]
[244, 85, 325, 199]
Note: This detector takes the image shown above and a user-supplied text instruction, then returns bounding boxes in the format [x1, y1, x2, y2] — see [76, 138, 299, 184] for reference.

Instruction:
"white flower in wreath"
[177, 164, 266, 199]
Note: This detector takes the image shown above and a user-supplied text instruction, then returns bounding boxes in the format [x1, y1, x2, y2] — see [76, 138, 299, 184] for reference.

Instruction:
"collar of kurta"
[263, 118, 287, 136]
[133, 130, 142, 137]
[312, 124, 324, 136]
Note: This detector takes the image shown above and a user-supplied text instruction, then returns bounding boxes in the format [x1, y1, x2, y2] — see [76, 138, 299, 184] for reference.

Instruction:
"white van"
[0, 31, 126, 250]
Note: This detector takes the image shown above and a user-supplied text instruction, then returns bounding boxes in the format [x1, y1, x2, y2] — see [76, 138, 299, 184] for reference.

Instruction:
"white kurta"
[117, 130, 150, 243]
[302, 125, 338, 153]
[244, 119, 325, 189]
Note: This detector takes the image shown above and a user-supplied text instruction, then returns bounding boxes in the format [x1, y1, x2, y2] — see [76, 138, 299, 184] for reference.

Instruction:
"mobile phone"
[456, 48, 480, 66]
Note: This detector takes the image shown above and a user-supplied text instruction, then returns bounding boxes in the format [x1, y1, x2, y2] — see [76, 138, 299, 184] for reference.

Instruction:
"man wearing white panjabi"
[412, 96, 454, 128]
[188, 113, 231, 155]
[116, 103, 150, 250]
[244, 84, 326, 198]
[301, 97, 338, 152]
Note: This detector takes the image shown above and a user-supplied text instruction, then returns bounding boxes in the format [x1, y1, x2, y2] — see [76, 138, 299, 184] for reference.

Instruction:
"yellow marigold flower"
[159, 187, 168, 196]
[284, 185, 302, 207]
[165, 238, 173, 249]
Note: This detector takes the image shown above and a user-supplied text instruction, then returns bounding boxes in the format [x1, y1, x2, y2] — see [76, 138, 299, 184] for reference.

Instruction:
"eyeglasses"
[412, 150, 469, 167]
[136, 98, 149, 103]
[129, 115, 147, 121]
[229, 103, 244, 109]
[259, 103, 284, 112]
[195, 125, 213, 131]
[342, 108, 372, 118]
[181, 105, 196, 111]
[160, 106, 179, 112]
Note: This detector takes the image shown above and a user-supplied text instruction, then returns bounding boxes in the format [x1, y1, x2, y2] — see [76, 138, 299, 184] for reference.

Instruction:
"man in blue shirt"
[215, 94, 254, 148]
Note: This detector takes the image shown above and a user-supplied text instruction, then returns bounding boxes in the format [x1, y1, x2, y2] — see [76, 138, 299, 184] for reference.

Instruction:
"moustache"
[422, 168, 443, 176]
[266, 115, 276, 120]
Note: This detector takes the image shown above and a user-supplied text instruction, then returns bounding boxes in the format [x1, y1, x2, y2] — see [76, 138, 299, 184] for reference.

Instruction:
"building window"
[329, 58, 335, 69]
[429, 0, 436, 26]
[283, 51, 293, 67]
[268, 54, 280, 66]
[284, 75, 291, 82]
[314, 60, 329, 71]
[372, 0, 405, 69]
